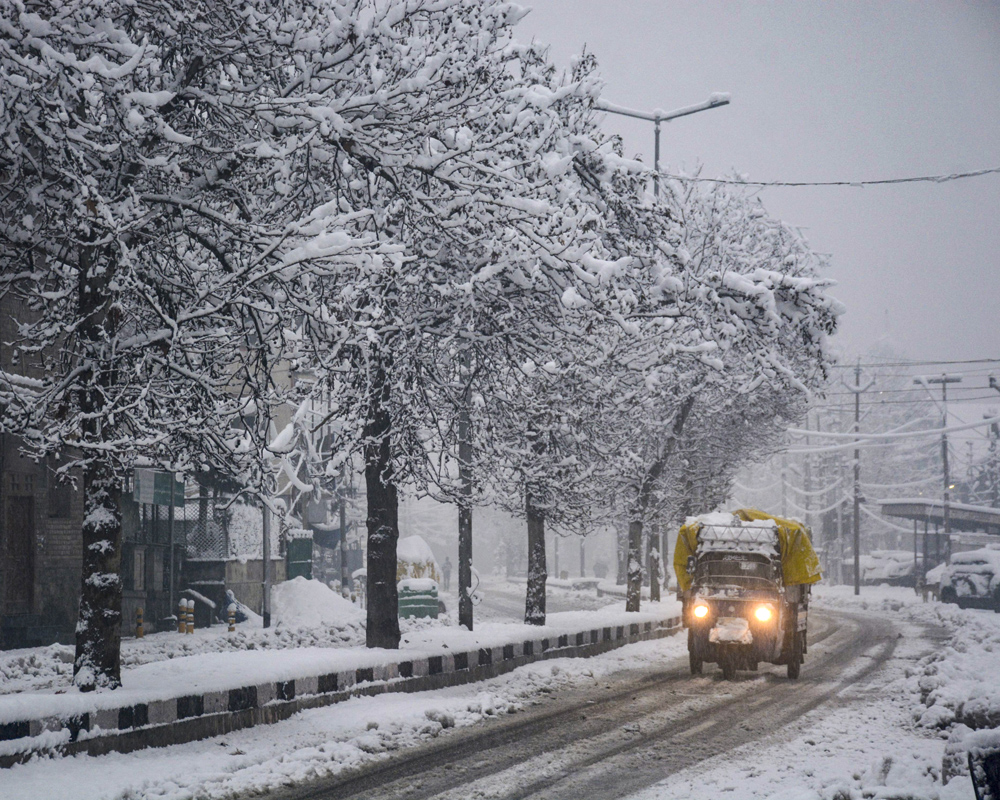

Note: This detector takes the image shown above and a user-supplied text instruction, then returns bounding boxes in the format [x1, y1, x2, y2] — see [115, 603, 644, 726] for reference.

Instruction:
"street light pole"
[596, 93, 731, 196]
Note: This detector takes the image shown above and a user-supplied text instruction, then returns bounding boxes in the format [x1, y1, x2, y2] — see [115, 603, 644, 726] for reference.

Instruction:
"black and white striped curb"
[0, 615, 681, 766]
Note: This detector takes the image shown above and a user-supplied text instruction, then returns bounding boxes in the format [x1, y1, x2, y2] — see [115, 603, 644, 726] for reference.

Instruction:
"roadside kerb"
[0, 614, 681, 766]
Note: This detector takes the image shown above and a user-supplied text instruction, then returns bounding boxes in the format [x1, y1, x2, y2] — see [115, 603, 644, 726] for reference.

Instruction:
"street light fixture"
[596, 93, 731, 197]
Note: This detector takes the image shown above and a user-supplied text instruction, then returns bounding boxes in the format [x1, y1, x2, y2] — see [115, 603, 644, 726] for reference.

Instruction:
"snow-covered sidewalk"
[0, 633, 691, 800]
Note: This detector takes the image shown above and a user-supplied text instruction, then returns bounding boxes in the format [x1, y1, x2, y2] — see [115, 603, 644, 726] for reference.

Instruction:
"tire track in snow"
[268, 609, 904, 800]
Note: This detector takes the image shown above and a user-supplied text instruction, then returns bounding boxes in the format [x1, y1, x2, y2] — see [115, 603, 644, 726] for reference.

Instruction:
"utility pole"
[596, 94, 730, 197]
[845, 361, 874, 595]
[988, 378, 1000, 507]
[853, 365, 861, 597]
[917, 374, 962, 564]
[836, 480, 844, 586]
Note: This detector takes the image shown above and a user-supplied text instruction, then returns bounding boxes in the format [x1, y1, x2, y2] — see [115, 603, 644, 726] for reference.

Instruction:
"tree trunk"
[661, 523, 670, 592]
[525, 492, 546, 625]
[649, 521, 661, 602]
[642, 527, 650, 587]
[626, 395, 698, 615]
[74, 469, 124, 691]
[458, 504, 473, 630]
[616, 524, 627, 585]
[73, 243, 125, 691]
[364, 360, 400, 649]
[626, 519, 643, 612]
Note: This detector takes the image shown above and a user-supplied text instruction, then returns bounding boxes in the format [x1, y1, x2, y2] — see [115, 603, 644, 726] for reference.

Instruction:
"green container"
[287, 536, 313, 580]
[398, 581, 439, 619]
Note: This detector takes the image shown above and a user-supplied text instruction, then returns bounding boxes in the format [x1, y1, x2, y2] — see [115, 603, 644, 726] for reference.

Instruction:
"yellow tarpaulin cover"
[674, 509, 822, 592]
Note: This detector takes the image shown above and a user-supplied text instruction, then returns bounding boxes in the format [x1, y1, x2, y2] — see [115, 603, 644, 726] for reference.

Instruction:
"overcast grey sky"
[515, 1, 1000, 363]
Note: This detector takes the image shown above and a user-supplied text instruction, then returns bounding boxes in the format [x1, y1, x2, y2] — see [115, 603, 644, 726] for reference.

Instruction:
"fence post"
[186, 599, 194, 634]
[228, 603, 236, 633]
[177, 599, 186, 633]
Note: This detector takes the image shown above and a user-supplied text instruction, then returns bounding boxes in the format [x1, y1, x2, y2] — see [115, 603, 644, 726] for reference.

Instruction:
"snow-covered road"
[0, 588, 984, 800]
[262, 607, 938, 800]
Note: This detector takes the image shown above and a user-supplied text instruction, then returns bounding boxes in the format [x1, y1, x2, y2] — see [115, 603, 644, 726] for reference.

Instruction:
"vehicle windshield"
[695, 552, 780, 590]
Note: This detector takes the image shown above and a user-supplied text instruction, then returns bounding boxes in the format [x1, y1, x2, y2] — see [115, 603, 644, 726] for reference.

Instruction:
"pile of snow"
[397, 535, 441, 584]
[911, 604, 1000, 731]
[0, 644, 74, 695]
[272, 577, 365, 630]
[398, 577, 438, 593]
[0, 586, 369, 695]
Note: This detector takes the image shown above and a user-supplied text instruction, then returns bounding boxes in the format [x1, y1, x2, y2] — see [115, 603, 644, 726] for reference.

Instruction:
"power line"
[811, 395, 1000, 408]
[787, 413, 1000, 441]
[858, 503, 916, 535]
[862, 475, 939, 490]
[826, 358, 1000, 369]
[661, 167, 1000, 189]
[823, 383, 997, 396]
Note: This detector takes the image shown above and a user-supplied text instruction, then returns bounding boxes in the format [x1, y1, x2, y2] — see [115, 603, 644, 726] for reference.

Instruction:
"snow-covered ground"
[631, 585, 998, 800]
[0, 578, 369, 696]
[0, 576, 613, 698]
[0, 583, 995, 800]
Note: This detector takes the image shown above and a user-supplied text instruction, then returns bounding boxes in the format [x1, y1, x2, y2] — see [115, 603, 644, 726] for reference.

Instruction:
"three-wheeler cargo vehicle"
[674, 509, 822, 680]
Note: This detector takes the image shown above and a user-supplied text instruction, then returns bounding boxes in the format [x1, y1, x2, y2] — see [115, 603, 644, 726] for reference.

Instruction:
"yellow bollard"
[177, 599, 186, 633]
[136, 607, 144, 639]
[185, 599, 194, 634]
[227, 603, 236, 633]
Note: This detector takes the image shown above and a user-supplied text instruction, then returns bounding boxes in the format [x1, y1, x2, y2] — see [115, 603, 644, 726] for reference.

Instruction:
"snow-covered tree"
[291, 39, 676, 643]
[0, 0, 444, 684]
[604, 177, 842, 611]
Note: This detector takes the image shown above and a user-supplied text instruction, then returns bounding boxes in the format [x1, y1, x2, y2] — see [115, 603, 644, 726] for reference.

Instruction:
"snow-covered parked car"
[860, 550, 918, 587]
[939, 547, 1000, 612]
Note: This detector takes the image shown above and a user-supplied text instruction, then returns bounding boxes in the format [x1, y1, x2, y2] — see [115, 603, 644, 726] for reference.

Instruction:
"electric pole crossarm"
[841, 376, 875, 394]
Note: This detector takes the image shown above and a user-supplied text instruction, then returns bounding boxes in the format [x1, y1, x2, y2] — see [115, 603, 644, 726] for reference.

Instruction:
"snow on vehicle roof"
[950, 547, 1000, 570]
[690, 512, 779, 556]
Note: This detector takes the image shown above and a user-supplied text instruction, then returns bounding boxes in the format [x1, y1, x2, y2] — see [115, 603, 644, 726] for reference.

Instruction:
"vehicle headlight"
[693, 604, 709, 619]
[754, 605, 773, 623]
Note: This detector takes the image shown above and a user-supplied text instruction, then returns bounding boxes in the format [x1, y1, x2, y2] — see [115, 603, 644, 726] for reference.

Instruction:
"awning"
[878, 498, 1000, 535]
